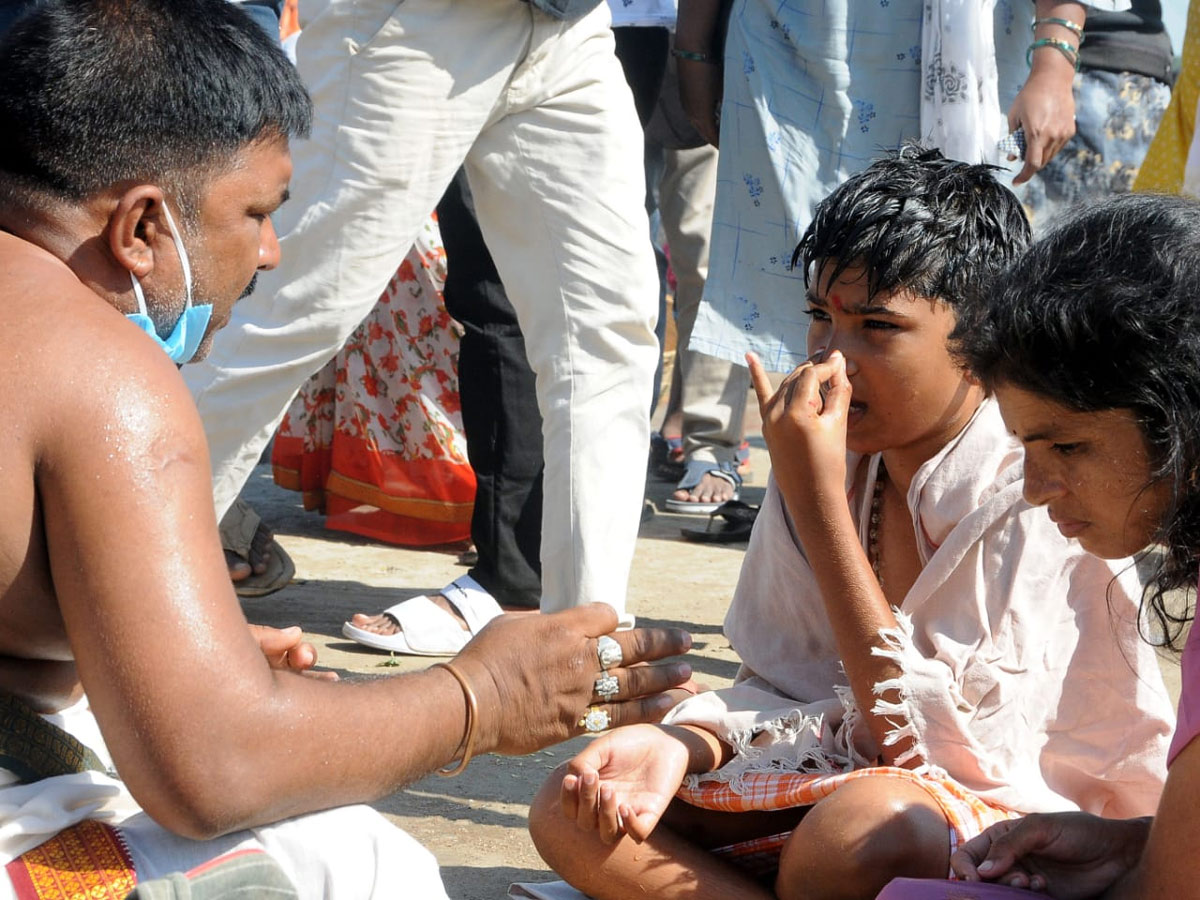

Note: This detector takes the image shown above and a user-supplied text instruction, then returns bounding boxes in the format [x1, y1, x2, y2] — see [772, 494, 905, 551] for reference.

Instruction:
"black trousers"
[612, 26, 670, 128]
[437, 171, 543, 609]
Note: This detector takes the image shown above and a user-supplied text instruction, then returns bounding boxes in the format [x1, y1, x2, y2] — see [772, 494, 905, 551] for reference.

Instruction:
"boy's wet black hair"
[0, 0, 311, 214]
[794, 145, 1031, 306]
[953, 192, 1200, 649]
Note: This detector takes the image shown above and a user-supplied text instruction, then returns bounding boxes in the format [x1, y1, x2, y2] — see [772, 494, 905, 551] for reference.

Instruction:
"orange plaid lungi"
[677, 766, 1020, 881]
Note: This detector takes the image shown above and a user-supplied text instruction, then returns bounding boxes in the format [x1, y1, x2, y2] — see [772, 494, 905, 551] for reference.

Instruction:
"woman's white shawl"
[666, 399, 1173, 817]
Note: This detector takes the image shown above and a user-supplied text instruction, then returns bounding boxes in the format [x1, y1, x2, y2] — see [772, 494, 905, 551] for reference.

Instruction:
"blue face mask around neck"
[126, 202, 213, 365]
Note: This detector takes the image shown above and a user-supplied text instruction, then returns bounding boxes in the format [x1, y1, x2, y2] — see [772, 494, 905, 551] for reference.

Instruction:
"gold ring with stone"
[579, 707, 611, 733]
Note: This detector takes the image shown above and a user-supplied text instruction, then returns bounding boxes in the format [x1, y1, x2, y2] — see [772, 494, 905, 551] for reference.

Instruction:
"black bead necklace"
[868, 460, 886, 587]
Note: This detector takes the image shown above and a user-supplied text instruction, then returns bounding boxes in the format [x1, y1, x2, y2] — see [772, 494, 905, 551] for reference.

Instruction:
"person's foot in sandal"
[220, 498, 296, 597]
[225, 519, 274, 582]
[663, 458, 741, 515]
[347, 594, 472, 638]
[343, 575, 534, 656]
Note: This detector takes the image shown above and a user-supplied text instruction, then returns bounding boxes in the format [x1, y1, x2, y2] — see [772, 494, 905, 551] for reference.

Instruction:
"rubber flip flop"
[680, 500, 759, 544]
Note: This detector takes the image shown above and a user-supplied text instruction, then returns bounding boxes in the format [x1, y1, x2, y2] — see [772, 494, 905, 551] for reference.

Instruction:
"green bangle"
[1031, 16, 1084, 38]
[672, 47, 719, 64]
[1026, 37, 1080, 71]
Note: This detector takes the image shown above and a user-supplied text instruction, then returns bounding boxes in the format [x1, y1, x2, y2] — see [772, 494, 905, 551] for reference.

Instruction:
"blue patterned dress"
[690, 0, 1116, 369]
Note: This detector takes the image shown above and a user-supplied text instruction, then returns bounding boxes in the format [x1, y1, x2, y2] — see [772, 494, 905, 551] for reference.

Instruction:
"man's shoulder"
[0, 233, 119, 336]
[0, 235, 191, 447]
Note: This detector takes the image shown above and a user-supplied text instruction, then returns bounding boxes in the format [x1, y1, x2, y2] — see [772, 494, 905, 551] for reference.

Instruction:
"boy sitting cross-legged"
[527, 147, 1175, 900]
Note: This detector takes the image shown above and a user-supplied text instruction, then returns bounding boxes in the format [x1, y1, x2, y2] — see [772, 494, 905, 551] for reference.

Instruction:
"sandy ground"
[238, 439, 770, 900]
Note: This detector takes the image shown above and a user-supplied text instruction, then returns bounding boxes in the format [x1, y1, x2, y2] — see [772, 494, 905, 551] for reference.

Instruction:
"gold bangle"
[434, 662, 478, 776]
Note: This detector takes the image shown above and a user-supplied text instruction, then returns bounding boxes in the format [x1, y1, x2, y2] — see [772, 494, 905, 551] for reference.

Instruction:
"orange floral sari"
[272, 219, 475, 546]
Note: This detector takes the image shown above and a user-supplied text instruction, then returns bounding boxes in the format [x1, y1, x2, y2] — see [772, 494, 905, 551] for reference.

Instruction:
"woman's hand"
[560, 724, 694, 844]
[951, 813, 1150, 898]
[1006, 54, 1076, 185]
[747, 350, 851, 510]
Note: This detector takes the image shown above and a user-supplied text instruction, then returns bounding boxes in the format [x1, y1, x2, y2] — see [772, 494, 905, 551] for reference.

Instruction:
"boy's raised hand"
[560, 724, 693, 845]
[747, 350, 852, 508]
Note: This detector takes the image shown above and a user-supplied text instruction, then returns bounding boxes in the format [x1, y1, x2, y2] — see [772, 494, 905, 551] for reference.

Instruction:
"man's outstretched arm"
[35, 292, 690, 838]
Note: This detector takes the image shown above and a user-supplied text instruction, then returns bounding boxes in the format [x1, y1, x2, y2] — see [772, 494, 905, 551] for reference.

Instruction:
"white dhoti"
[0, 699, 447, 900]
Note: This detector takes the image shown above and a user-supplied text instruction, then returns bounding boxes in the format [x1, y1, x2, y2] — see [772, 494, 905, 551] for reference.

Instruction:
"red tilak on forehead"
[830, 293, 845, 312]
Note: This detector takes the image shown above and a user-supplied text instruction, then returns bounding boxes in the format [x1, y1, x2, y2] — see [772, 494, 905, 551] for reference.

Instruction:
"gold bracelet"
[434, 662, 478, 776]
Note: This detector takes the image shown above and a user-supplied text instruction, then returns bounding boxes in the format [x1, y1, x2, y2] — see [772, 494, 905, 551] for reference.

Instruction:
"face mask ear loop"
[129, 271, 149, 317]
[158, 201, 194, 309]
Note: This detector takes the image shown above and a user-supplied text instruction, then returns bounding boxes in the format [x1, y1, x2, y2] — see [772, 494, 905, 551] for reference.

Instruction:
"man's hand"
[249, 624, 338, 681]
[747, 350, 851, 510]
[561, 723, 693, 844]
[454, 604, 692, 757]
[951, 813, 1151, 898]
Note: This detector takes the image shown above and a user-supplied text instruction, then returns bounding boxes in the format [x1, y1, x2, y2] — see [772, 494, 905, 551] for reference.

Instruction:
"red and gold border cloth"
[6, 820, 135, 900]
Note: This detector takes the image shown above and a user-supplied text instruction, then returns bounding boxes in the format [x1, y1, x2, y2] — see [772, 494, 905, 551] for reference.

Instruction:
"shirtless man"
[0, 2, 689, 895]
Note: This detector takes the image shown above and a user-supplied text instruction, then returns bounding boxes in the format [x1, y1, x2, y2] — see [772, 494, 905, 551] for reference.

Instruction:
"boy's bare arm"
[32, 293, 689, 838]
[747, 353, 909, 765]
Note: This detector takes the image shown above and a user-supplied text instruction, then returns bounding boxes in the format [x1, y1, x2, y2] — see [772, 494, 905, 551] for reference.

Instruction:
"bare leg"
[529, 765, 794, 900]
[774, 775, 951, 900]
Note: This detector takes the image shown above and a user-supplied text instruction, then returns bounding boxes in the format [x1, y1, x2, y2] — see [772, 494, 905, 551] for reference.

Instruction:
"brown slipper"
[219, 498, 296, 598]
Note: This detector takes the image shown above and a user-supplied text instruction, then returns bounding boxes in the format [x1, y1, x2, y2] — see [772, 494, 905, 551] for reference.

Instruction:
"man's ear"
[108, 185, 167, 279]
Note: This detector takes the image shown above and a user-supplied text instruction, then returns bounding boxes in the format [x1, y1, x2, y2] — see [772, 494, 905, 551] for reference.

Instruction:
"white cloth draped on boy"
[0, 695, 448, 900]
[665, 398, 1174, 830]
